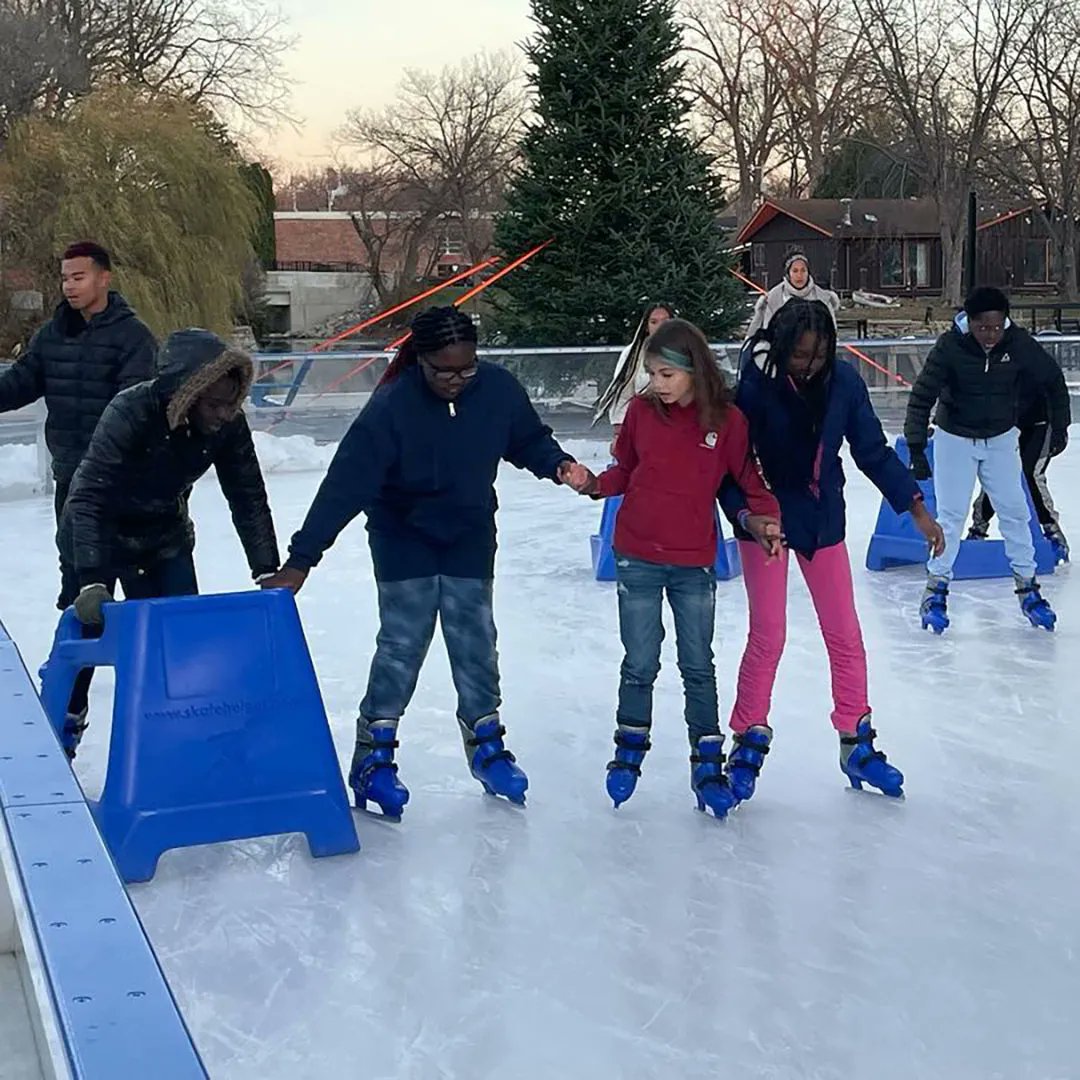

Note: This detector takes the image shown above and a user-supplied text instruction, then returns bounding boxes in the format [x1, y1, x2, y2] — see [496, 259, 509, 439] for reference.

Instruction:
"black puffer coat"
[904, 317, 1071, 446]
[60, 329, 280, 586]
[0, 293, 157, 483]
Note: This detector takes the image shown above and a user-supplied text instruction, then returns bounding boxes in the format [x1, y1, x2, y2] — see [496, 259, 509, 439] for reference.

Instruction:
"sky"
[259, 0, 534, 171]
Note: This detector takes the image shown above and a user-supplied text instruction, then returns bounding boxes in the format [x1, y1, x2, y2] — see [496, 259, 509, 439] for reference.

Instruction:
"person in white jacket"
[594, 302, 675, 451]
[746, 252, 840, 337]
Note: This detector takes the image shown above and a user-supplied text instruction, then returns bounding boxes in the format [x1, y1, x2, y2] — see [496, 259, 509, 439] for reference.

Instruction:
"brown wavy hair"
[643, 318, 732, 431]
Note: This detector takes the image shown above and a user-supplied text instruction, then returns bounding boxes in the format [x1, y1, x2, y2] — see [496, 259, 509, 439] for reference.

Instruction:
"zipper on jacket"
[449, 401, 456, 417]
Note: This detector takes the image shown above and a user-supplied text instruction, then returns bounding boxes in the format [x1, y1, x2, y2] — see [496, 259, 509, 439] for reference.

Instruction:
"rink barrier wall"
[0, 617, 209, 1079]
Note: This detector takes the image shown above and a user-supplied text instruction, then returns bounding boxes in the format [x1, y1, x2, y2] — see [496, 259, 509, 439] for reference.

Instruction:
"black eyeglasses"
[420, 358, 479, 383]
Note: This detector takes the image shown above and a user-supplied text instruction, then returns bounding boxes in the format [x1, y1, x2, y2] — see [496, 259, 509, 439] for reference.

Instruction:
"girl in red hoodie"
[567, 319, 781, 818]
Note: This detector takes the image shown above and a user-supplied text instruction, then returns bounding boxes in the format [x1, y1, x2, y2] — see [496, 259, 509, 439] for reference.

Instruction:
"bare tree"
[344, 168, 445, 311]
[760, 0, 872, 197]
[0, 0, 292, 132]
[339, 51, 525, 266]
[683, 0, 788, 218]
[989, 0, 1080, 297]
[858, 0, 1031, 303]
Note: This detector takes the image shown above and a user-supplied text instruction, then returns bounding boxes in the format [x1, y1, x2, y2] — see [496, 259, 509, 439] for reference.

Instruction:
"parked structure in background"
[738, 199, 1076, 298]
[269, 210, 495, 334]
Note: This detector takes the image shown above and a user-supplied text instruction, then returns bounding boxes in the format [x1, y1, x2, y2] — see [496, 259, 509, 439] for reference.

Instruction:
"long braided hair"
[379, 306, 479, 386]
[754, 298, 838, 453]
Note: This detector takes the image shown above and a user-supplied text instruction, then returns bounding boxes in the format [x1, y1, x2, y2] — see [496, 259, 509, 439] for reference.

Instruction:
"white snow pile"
[251, 432, 609, 478]
[0, 442, 44, 500]
[252, 432, 337, 474]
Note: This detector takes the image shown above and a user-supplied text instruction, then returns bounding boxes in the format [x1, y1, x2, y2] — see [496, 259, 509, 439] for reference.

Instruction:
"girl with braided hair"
[719, 299, 943, 803]
[264, 307, 579, 816]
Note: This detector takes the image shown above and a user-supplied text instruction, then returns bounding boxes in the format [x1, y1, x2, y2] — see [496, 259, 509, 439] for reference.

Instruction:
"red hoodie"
[596, 396, 779, 567]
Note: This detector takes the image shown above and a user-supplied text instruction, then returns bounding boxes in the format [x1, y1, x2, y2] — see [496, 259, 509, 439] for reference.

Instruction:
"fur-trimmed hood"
[154, 329, 254, 430]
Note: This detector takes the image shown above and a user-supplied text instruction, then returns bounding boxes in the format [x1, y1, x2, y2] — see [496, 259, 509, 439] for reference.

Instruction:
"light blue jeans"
[359, 576, 500, 736]
[927, 428, 1036, 581]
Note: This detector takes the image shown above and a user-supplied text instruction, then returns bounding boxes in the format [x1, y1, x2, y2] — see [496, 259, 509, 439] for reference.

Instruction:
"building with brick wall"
[273, 211, 493, 280]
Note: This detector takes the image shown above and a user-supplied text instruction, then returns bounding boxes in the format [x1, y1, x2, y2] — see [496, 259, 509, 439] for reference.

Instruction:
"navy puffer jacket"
[0, 293, 157, 482]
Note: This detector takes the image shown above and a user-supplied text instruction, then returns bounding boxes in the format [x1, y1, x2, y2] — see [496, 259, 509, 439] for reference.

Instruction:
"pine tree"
[494, 0, 742, 346]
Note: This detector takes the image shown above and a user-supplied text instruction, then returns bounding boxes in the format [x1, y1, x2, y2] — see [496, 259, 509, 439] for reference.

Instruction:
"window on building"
[881, 241, 904, 287]
[440, 233, 465, 257]
[881, 239, 932, 289]
[907, 241, 931, 287]
[752, 244, 766, 269]
[1025, 239, 1053, 284]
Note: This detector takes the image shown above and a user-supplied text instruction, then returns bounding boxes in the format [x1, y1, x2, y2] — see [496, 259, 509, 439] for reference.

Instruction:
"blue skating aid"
[349, 722, 410, 818]
[1016, 580, 1057, 631]
[727, 725, 772, 803]
[464, 717, 528, 805]
[38, 590, 359, 882]
[920, 578, 950, 634]
[590, 494, 741, 582]
[606, 725, 651, 808]
[840, 716, 904, 797]
[690, 735, 737, 818]
[865, 436, 1057, 580]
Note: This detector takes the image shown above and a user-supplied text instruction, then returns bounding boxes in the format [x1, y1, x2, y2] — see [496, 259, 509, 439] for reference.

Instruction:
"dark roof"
[738, 198, 1045, 245]
[738, 198, 942, 242]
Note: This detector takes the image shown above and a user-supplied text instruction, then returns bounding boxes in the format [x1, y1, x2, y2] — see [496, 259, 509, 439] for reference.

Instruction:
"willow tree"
[0, 85, 258, 336]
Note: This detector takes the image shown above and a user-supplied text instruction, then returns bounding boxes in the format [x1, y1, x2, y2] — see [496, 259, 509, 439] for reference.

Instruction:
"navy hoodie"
[286, 362, 574, 581]
[720, 342, 919, 556]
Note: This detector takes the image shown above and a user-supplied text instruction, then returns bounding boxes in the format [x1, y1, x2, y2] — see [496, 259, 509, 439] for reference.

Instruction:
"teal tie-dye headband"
[658, 346, 693, 371]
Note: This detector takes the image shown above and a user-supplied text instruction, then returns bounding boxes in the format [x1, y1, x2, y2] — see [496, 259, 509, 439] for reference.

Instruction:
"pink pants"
[730, 540, 869, 735]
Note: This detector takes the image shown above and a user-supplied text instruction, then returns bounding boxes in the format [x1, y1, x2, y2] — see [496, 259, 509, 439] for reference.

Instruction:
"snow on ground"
[0, 442, 44, 502]
[2, 434, 1079, 1080]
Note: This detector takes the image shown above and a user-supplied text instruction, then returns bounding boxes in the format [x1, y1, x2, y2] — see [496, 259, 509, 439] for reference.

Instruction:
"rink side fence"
[0, 617, 208, 1079]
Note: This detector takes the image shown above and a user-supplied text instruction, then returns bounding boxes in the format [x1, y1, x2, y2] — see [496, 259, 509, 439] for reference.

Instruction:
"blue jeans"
[927, 428, 1036, 581]
[359, 576, 501, 740]
[614, 555, 719, 745]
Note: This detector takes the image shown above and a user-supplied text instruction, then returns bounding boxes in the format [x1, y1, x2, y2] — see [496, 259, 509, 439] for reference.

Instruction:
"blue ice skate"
[1015, 578, 1056, 631]
[690, 735, 737, 819]
[840, 715, 903, 797]
[726, 725, 773, 803]
[62, 707, 89, 761]
[606, 725, 651, 808]
[349, 722, 410, 819]
[920, 577, 949, 634]
[1044, 524, 1070, 565]
[464, 717, 528, 805]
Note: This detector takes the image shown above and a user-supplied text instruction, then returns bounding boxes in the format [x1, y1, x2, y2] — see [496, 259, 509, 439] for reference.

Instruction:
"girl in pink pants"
[719, 299, 944, 802]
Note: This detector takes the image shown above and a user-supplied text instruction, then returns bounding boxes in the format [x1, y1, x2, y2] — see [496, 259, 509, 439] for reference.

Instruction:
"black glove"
[74, 583, 112, 627]
[909, 446, 932, 481]
[1049, 428, 1068, 458]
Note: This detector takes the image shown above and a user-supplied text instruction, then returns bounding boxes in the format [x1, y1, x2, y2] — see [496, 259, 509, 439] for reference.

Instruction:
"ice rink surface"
[2, 435, 1078, 1080]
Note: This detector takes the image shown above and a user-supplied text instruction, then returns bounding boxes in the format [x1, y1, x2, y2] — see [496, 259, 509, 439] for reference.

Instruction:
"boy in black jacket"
[57, 329, 280, 757]
[904, 287, 1070, 633]
[0, 242, 158, 609]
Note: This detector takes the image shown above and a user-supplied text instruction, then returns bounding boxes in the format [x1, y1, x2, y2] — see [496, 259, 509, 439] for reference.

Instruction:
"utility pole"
[963, 190, 977, 297]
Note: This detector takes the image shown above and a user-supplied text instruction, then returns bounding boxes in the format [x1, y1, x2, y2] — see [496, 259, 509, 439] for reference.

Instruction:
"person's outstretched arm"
[212, 415, 280, 579]
[504, 379, 575, 481]
[272, 400, 396, 589]
[0, 332, 45, 413]
[64, 395, 145, 586]
[1026, 343, 1072, 455]
[903, 341, 949, 477]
